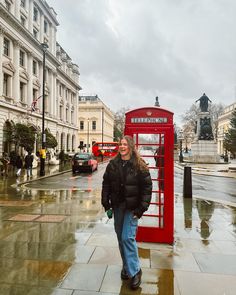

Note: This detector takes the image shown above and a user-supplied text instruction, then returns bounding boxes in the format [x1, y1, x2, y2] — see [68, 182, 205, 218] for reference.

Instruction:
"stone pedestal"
[190, 141, 220, 163]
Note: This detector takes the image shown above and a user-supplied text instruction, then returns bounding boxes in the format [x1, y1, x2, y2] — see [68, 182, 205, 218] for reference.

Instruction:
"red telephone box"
[124, 106, 174, 244]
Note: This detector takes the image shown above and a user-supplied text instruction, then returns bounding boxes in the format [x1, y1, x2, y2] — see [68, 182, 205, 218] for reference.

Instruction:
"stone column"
[28, 0, 33, 33]
[75, 93, 79, 127]
[12, 41, 21, 102]
[64, 90, 67, 122]
[55, 80, 59, 118]
[51, 26, 57, 55]
[40, 13, 44, 43]
[0, 27, 4, 96]
[48, 23, 52, 54]
[48, 69, 53, 114]
[27, 52, 33, 106]
[14, 0, 20, 20]
[38, 61, 43, 110]
[51, 71, 57, 117]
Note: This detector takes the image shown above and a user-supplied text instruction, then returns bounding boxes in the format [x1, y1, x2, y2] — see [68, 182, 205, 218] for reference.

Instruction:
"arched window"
[67, 134, 70, 151]
[60, 133, 65, 150]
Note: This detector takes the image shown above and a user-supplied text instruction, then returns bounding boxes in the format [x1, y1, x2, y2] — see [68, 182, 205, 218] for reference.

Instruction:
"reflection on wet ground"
[0, 171, 236, 294]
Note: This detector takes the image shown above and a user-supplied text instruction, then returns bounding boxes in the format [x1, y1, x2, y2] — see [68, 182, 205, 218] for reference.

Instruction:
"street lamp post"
[224, 150, 229, 163]
[179, 130, 184, 163]
[101, 107, 104, 162]
[40, 42, 48, 176]
[223, 132, 229, 163]
[87, 119, 90, 152]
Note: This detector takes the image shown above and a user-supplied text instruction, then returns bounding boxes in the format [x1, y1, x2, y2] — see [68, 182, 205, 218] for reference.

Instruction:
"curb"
[175, 162, 236, 179]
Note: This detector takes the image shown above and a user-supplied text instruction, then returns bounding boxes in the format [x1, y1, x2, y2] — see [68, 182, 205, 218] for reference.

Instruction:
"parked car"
[71, 153, 98, 173]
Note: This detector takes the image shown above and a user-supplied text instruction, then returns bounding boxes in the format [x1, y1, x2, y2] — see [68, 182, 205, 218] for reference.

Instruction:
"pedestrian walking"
[101, 135, 152, 290]
[24, 152, 33, 178]
[2, 152, 10, 177]
[9, 151, 17, 174]
[15, 155, 23, 177]
[0, 158, 3, 176]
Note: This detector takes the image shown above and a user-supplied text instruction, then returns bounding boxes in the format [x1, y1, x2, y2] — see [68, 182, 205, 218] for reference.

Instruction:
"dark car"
[71, 153, 98, 173]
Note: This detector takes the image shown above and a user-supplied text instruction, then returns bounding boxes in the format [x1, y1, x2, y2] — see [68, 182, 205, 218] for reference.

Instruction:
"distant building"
[78, 95, 114, 152]
[217, 102, 236, 155]
[0, 0, 81, 154]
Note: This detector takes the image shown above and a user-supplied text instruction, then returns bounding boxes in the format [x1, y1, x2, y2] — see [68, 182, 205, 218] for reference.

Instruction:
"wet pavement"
[0, 162, 236, 294]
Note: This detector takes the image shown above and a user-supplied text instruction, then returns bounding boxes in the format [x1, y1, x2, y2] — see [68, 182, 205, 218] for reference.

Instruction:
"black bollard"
[183, 166, 192, 198]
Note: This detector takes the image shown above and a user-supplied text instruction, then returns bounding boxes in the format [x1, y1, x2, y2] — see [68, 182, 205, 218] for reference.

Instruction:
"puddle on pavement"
[180, 196, 236, 244]
[118, 268, 175, 295]
[0, 180, 236, 293]
[0, 185, 104, 289]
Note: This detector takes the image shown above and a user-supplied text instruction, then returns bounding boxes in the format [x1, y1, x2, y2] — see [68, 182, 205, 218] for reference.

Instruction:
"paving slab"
[0, 162, 235, 294]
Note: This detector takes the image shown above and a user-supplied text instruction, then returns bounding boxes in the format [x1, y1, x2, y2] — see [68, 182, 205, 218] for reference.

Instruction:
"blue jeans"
[114, 204, 140, 277]
[27, 167, 32, 177]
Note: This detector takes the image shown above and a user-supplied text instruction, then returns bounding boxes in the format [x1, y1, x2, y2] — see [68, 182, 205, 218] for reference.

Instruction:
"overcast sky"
[47, 0, 236, 125]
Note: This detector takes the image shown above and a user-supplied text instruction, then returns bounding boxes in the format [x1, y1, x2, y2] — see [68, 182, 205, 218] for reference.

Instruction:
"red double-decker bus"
[92, 142, 119, 157]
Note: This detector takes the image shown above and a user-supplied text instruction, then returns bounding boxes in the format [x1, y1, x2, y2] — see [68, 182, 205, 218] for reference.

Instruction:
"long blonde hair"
[118, 135, 148, 172]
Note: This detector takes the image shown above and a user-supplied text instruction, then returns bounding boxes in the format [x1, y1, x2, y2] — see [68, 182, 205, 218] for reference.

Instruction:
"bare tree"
[208, 103, 224, 139]
[114, 107, 130, 141]
[181, 104, 199, 134]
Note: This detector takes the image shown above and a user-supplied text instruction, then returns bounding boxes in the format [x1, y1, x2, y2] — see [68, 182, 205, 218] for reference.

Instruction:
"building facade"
[217, 102, 236, 155]
[78, 95, 114, 152]
[0, 0, 81, 155]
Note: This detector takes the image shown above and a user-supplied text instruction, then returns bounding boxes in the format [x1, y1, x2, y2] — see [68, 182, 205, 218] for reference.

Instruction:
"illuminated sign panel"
[131, 117, 167, 123]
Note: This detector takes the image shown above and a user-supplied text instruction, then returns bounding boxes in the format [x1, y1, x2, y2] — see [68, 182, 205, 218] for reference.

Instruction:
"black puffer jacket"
[102, 155, 152, 218]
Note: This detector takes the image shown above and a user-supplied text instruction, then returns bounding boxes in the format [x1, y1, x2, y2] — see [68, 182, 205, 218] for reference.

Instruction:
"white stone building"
[0, 0, 81, 155]
[217, 102, 236, 155]
[78, 95, 114, 152]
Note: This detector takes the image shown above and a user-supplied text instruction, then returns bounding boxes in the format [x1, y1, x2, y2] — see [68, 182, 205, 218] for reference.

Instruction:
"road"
[175, 165, 236, 204]
[21, 162, 236, 207]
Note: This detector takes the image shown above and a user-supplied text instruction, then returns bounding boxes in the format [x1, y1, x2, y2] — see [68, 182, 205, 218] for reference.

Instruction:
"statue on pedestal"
[155, 96, 160, 107]
[195, 93, 212, 112]
[199, 117, 214, 140]
[191, 94, 219, 163]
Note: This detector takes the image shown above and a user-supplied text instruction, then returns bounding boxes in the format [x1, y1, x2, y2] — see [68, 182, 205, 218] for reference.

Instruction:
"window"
[71, 93, 74, 104]
[80, 121, 84, 130]
[5, 0, 11, 11]
[20, 82, 25, 102]
[33, 28, 38, 39]
[45, 95, 48, 112]
[44, 20, 48, 34]
[92, 121, 96, 130]
[20, 15, 26, 26]
[59, 105, 63, 120]
[20, 0, 25, 8]
[19, 50, 25, 66]
[33, 7, 38, 22]
[79, 141, 84, 149]
[71, 110, 74, 124]
[66, 108, 69, 122]
[3, 73, 9, 96]
[59, 85, 62, 96]
[33, 88, 37, 100]
[3, 38, 10, 56]
[33, 60, 37, 75]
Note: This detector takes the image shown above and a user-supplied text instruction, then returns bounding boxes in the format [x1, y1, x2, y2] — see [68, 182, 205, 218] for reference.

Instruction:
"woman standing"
[101, 135, 152, 290]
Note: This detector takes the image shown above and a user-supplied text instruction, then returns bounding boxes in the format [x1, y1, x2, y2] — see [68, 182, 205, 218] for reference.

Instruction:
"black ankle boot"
[121, 268, 129, 280]
[130, 269, 142, 289]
